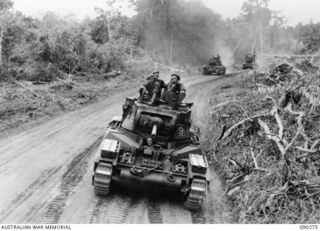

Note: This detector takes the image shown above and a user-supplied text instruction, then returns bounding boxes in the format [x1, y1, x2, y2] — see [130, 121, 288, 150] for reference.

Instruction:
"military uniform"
[152, 71, 167, 98]
[162, 74, 186, 108]
[139, 74, 160, 105]
[157, 79, 166, 90]
[142, 81, 160, 99]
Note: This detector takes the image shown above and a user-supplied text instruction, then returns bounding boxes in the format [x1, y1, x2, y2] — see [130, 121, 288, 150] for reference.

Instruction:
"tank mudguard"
[104, 127, 142, 150]
[187, 153, 210, 183]
[171, 144, 202, 161]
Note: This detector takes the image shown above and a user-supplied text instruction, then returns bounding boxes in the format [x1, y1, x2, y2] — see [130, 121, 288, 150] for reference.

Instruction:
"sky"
[12, 0, 320, 26]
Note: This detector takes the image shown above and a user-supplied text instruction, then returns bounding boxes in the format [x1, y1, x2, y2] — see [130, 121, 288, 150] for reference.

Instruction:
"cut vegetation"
[205, 62, 320, 223]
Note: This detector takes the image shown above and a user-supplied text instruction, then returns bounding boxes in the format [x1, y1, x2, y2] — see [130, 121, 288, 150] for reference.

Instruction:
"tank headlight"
[147, 137, 153, 146]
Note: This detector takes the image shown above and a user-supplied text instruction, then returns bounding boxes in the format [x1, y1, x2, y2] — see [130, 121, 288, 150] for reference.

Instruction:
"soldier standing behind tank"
[162, 73, 186, 109]
[138, 74, 160, 106]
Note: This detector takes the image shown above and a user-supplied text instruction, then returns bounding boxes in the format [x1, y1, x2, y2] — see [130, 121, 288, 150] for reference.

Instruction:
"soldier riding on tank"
[153, 70, 167, 98]
[138, 74, 160, 106]
[162, 73, 186, 109]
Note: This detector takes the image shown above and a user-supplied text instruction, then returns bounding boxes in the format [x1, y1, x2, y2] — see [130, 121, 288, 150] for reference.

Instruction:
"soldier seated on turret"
[209, 54, 222, 66]
[138, 74, 160, 106]
[162, 73, 186, 109]
[153, 70, 167, 98]
[215, 54, 222, 65]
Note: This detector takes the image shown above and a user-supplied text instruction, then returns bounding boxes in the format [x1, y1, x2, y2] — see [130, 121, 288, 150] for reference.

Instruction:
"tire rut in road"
[146, 199, 163, 224]
[108, 195, 138, 223]
[90, 194, 139, 224]
[0, 125, 75, 179]
[190, 209, 207, 224]
[42, 136, 103, 224]
[0, 123, 71, 169]
[206, 189, 225, 224]
[89, 197, 111, 223]
[0, 166, 62, 222]
[24, 202, 50, 223]
[206, 196, 225, 223]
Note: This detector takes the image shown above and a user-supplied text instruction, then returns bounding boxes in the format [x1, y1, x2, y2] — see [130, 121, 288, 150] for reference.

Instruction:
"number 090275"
[300, 225, 318, 230]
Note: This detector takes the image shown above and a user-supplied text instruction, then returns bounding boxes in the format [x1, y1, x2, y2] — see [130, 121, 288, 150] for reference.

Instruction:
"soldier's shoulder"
[179, 83, 186, 90]
[157, 79, 165, 84]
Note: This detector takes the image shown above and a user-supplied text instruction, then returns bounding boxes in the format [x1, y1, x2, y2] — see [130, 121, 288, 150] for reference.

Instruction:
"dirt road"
[0, 72, 244, 224]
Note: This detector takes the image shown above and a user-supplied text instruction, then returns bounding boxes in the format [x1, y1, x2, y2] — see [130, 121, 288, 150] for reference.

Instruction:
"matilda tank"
[92, 98, 210, 210]
[201, 55, 226, 75]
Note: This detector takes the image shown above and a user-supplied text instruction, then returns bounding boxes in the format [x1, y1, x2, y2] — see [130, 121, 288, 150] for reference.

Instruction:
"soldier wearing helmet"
[162, 73, 186, 109]
[139, 74, 160, 106]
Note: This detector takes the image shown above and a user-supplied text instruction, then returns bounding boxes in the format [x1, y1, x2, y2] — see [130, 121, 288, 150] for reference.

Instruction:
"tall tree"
[134, 0, 224, 65]
[297, 22, 320, 54]
[0, 0, 14, 77]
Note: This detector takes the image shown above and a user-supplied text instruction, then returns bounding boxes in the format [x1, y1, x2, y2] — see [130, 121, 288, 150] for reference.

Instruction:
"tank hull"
[202, 65, 226, 75]
[93, 126, 208, 192]
[242, 63, 254, 70]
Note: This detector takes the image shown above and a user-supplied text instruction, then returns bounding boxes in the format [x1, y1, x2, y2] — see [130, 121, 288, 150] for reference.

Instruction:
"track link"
[184, 178, 207, 211]
[93, 163, 113, 196]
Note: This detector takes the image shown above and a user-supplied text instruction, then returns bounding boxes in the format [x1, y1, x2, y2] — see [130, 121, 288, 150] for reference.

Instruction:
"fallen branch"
[258, 118, 286, 157]
[211, 100, 236, 110]
[311, 139, 320, 150]
[297, 146, 318, 158]
[304, 192, 320, 200]
[10, 78, 40, 98]
[227, 158, 242, 168]
[250, 146, 271, 173]
[270, 106, 284, 140]
[220, 114, 268, 140]
[265, 181, 289, 207]
[226, 172, 247, 185]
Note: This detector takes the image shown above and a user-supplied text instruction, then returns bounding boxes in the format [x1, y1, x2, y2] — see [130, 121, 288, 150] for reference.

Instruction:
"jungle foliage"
[0, 0, 319, 81]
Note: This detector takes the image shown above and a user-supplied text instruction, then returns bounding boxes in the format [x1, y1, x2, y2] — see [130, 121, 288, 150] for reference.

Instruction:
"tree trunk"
[259, 22, 264, 53]
[0, 26, 3, 77]
[169, 30, 173, 67]
[107, 12, 112, 42]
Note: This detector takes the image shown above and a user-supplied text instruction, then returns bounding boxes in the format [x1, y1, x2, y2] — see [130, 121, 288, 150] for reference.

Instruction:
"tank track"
[184, 178, 207, 211]
[93, 162, 113, 196]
